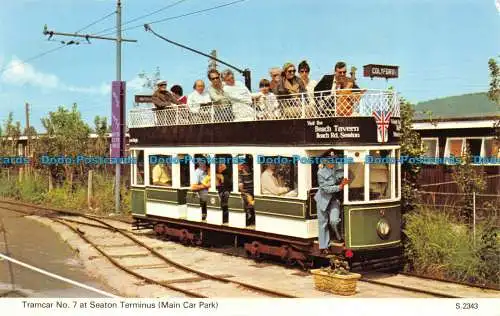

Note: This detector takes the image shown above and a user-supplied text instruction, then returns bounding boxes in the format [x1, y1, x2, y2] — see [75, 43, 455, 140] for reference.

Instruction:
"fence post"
[88, 170, 94, 210]
[473, 191, 476, 246]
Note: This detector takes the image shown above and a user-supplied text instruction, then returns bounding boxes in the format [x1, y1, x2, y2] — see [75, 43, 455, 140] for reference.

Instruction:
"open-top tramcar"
[128, 89, 402, 270]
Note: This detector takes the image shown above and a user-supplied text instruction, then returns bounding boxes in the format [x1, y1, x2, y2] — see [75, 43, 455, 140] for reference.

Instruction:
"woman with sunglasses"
[275, 62, 307, 118]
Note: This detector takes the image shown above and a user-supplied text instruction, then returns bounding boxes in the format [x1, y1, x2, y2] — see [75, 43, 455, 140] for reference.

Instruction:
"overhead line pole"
[43, 0, 135, 213]
[115, 0, 122, 214]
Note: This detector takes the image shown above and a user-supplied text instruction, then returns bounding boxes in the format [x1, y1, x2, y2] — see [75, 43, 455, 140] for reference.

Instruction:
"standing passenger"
[269, 67, 281, 93]
[238, 158, 255, 226]
[191, 159, 209, 221]
[221, 69, 255, 122]
[207, 69, 233, 122]
[314, 150, 349, 254]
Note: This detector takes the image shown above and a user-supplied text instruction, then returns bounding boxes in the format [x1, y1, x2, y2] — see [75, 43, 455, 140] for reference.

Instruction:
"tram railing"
[128, 89, 399, 128]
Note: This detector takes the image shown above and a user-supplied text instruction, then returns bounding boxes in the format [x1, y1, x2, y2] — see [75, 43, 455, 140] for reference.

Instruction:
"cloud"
[0, 56, 110, 95]
[1, 57, 59, 88]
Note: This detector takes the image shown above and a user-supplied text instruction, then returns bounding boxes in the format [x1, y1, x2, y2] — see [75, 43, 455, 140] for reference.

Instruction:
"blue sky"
[0, 0, 499, 131]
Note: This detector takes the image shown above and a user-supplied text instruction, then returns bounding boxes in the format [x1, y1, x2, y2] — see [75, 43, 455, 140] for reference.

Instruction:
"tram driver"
[315, 149, 350, 254]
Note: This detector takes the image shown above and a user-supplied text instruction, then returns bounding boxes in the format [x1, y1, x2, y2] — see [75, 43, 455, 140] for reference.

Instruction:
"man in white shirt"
[221, 69, 255, 121]
[261, 164, 290, 196]
[187, 80, 211, 113]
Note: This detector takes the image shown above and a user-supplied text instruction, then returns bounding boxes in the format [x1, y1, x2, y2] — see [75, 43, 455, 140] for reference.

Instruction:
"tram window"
[179, 154, 190, 187]
[194, 154, 211, 189]
[149, 154, 172, 187]
[484, 138, 500, 158]
[465, 139, 482, 157]
[136, 151, 144, 185]
[215, 154, 233, 192]
[238, 154, 254, 194]
[369, 150, 391, 200]
[348, 161, 365, 201]
[260, 156, 298, 197]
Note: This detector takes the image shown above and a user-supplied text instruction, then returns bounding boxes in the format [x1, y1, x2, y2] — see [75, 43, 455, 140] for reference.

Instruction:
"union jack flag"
[372, 110, 392, 143]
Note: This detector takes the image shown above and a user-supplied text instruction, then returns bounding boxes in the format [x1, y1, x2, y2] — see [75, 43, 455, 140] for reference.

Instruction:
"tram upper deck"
[128, 89, 401, 147]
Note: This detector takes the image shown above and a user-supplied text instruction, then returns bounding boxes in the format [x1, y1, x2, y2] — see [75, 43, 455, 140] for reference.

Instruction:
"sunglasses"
[287, 69, 296, 74]
[299, 69, 309, 73]
[338, 71, 347, 75]
[209, 77, 220, 81]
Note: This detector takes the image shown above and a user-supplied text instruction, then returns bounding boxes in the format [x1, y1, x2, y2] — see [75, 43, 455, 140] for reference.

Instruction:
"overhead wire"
[92, 0, 189, 36]
[74, 11, 116, 34]
[98, 0, 246, 37]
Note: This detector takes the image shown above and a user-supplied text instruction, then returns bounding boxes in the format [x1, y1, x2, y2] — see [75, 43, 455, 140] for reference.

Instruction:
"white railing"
[128, 89, 399, 128]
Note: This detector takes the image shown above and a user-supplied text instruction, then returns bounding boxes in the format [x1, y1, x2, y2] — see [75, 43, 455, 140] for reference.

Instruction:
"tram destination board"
[130, 117, 400, 146]
[363, 64, 399, 79]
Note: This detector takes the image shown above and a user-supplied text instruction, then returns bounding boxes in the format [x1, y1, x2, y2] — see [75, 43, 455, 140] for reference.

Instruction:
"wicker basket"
[311, 269, 361, 296]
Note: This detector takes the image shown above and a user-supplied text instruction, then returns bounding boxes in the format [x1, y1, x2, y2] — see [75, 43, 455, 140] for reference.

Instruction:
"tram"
[128, 89, 402, 270]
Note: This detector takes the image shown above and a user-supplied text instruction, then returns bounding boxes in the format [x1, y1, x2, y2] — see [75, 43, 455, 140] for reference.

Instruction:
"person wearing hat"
[152, 80, 181, 110]
[314, 149, 350, 254]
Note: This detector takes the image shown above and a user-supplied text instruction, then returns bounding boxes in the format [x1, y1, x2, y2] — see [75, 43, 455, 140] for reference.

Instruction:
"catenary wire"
[75, 11, 116, 34]
[92, 0, 189, 36]
[98, 0, 246, 37]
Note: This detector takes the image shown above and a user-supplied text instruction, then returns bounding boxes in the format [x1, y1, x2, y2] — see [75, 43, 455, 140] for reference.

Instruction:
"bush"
[404, 207, 499, 287]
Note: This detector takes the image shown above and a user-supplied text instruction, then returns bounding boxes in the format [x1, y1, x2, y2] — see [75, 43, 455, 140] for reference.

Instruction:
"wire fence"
[415, 190, 500, 231]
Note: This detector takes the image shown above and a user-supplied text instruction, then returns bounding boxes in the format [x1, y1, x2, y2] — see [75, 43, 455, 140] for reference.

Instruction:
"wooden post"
[48, 172, 53, 192]
[88, 170, 94, 210]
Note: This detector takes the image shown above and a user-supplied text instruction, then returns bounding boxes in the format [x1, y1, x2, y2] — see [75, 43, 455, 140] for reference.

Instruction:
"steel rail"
[0, 200, 297, 298]
[358, 277, 462, 298]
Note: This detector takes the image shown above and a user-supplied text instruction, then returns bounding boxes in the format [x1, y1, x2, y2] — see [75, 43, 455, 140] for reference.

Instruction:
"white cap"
[156, 80, 167, 86]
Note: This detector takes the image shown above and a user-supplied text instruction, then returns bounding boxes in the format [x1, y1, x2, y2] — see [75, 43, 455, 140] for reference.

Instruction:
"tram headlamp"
[376, 218, 391, 239]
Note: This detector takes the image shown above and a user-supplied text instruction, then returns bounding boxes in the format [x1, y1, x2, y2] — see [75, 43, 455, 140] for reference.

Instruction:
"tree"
[487, 57, 500, 141]
[0, 113, 21, 156]
[39, 103, 91, 186]
[399, 99, 425, 214]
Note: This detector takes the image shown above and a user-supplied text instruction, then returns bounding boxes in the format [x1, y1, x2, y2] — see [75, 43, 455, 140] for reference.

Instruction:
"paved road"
[0, 207, 115, 297]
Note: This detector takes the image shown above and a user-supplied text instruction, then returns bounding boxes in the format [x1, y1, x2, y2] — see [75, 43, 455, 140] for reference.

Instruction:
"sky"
[0, 0, 499, 131]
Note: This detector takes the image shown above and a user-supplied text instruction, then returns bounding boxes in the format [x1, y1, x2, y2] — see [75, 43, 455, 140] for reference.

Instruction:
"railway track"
[0, 199, 296, 298]
[1, 199, 498, 298]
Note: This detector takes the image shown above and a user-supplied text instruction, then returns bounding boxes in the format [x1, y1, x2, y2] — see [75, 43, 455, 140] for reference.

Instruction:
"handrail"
[128, 89, 399, 128]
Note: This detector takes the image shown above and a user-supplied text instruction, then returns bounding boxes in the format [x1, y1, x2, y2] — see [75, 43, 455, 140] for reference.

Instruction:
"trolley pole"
[43, 0, 136, 213]
[114, 0, 122, 213]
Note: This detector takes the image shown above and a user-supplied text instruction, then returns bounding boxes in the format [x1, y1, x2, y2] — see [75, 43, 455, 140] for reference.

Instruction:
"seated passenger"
[171, 85, 187, 104]
[207, 69, 233, 122]
[152, 163, 172, 186]
[275, 62, 307, 118]
[187, 80, 211, 114]
[221, 69, 256, 122]
[152, 80, 181, 109]
[152, 80, 181, 125]
[261, 164, 290, 196]
[254, 79, 280, 119]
